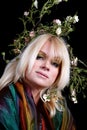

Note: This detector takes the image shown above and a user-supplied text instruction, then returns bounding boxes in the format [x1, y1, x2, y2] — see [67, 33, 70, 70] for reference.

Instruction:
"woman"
[0, 33, 76, 130]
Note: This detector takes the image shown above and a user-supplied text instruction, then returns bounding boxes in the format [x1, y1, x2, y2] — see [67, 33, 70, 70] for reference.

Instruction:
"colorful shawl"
[0, 82, 76, 130]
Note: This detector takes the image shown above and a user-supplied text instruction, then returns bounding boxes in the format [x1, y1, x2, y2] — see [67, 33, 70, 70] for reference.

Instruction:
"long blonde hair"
[0, 33, 70, 116]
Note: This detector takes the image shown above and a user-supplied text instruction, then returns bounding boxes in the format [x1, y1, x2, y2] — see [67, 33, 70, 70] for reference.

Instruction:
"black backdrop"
[0, 0, 87, 130]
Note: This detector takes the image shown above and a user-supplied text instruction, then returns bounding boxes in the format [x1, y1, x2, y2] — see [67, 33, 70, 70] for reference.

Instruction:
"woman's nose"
[40, 60, 50, 71]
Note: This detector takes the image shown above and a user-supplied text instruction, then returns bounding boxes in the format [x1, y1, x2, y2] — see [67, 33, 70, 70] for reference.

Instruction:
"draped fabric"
[0, 82, 76, 130]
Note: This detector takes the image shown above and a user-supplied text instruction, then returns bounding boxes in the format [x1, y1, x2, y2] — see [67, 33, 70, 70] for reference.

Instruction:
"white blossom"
[73, 15, 79, 23]
[56, 27, 62, 35]
[54, 0, 62, 4]
[29, 31, 35, 38]
[71, 57, 78, 66]
[66, 16, 72, 21]
[24, 11, 29, 16]
[71, 97, 78, 103]
[33, 0, 38, 9]
[42, 94, 50, 102]
[71, 89, 78, 103]
[53, 19, 61, 25]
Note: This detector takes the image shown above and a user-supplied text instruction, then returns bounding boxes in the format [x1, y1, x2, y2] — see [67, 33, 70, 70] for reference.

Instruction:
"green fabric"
[0, 85, 19, 130]
[52, 110, 63, 130]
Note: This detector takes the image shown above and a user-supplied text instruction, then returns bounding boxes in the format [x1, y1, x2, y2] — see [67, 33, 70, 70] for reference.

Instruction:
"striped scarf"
[0, 81, 76, 130]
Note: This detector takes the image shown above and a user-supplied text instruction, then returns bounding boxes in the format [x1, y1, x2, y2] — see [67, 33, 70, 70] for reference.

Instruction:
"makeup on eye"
[36, 51, 61, 68]
[51, 57, 61, 67]
[36, 51, 46, 60]
[36, 54, 45, 60]
[51, 61, 60, 68]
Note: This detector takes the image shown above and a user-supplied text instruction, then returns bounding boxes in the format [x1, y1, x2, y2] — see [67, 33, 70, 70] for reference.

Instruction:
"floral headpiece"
[8, 0, 79, 54]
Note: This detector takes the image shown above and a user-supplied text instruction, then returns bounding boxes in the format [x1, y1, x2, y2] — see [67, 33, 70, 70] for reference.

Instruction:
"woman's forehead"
[39, 40, 62, 58]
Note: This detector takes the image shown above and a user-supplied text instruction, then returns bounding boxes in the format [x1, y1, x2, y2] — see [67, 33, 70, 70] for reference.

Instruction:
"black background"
[0, 0, 87, 130]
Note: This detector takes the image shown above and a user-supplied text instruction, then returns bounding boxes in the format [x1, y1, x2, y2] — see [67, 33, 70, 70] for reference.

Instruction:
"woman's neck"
[31, 89, 41, 105]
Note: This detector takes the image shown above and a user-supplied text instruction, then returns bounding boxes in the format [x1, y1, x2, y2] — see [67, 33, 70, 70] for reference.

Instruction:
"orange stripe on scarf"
[15, 82, 32, 130]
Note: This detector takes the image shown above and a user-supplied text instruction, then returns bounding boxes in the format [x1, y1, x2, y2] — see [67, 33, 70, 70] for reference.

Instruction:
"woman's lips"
[36, 71, 49, 78]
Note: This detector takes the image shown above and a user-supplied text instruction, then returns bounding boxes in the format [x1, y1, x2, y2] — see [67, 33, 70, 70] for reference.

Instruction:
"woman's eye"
[51, 62, 60, 68]
[36, 55, 44, 60]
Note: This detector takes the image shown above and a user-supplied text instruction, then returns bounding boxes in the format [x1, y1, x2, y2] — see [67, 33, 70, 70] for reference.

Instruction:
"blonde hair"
[0, 33, 70, 116]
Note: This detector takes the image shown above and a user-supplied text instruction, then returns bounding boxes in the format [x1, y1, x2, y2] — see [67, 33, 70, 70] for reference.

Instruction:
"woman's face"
[25, 40, 60, 89]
